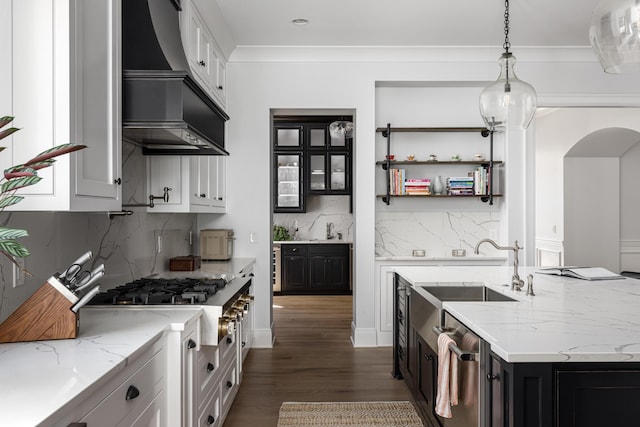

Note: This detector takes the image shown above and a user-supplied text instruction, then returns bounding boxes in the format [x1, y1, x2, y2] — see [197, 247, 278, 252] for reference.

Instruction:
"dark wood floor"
[222, 295, 413, 427]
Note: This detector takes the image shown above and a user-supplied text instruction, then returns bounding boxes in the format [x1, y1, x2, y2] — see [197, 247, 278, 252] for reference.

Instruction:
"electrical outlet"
[13, 258, 26, 288]
[157, 234, 163, 253]
[250, 232, 257, 243]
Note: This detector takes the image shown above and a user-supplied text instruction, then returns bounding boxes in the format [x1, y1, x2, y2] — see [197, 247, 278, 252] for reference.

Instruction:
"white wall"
[564, 157, 620, 271]
[200, 48, 640, 347]
[535, 108, 640, 270]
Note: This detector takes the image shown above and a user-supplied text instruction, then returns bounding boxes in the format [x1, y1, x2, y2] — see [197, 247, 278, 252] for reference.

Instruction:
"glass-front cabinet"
[275, 153, 304, 212]
[273, 117, 352, 213]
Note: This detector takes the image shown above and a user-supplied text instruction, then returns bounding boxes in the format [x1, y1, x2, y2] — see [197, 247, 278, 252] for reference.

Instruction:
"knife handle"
[71, 285, 100, 313]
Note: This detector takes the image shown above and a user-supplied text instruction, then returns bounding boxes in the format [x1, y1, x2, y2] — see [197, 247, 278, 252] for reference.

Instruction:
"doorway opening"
[270, 109, 356, 339]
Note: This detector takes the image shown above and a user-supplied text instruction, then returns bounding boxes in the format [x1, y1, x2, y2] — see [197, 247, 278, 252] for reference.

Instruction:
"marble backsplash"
[273, 195, 353, 241]
[376, 211, 501, 257]
[0, 142, 195, 323]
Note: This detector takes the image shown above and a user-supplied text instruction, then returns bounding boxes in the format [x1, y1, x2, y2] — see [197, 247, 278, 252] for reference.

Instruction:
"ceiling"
[216, 0, 602, 48]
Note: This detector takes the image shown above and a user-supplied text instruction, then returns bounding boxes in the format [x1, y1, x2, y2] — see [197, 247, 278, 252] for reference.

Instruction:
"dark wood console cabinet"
[281, 244, 350, 295]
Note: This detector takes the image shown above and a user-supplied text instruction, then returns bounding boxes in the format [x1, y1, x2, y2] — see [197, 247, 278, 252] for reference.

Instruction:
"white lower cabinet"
[58, 338, 167, 427]
[147, 156, 226, 213]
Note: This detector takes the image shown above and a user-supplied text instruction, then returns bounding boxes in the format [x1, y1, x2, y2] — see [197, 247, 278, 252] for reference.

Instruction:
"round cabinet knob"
[207, 362, 215, 373]
[199, 60, 206, 66]
[187, 339, 196, 349]
[242, 341, 246, 348]
[217, 85, 223, 90]
[200, 193, 206, 198]
[424, 353, 434, 361]
[125, 385, 140, 401]
[207, 415, 215, 425]
[487, 373, 499, 382]
[227, 336, 233, 344]
[113, 177, 121, 185]
[226, 380, 233, 388]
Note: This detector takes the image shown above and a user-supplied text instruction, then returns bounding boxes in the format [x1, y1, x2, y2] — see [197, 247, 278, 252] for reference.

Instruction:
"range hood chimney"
[122, 0, 229, 155]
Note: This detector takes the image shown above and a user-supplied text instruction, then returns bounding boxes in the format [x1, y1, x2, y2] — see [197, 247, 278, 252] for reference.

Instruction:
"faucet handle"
[526, 274, 535, 296]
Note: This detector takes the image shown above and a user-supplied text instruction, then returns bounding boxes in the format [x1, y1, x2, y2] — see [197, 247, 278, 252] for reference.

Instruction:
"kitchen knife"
[73, 264, 105, 293]
[60, 251, 93, 282]
[71, 285, 101, 313]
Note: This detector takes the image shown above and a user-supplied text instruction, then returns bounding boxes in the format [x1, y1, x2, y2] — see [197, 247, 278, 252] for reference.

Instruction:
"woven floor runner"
[277, 401, 424, 427]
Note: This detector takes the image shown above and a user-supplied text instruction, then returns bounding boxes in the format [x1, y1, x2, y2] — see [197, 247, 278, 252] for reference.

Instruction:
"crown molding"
[229, 45, 597, 63]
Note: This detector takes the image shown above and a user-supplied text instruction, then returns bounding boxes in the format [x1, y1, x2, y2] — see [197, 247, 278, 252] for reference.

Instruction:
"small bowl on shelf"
[386, 154, 395, 161]
[406, 154, 415, 161]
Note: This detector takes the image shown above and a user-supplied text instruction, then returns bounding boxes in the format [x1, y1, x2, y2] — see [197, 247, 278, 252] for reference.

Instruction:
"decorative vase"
[433, 175, 444, 195]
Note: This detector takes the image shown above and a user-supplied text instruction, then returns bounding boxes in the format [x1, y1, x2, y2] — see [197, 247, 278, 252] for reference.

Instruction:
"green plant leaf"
[0, 116, 14, 128]
[24, 143, 86, 166]
[0, 195, 24, 209]
[0, 127, 20, 141]
[0, 175, 42, 193]
[0, 227, 28, 240]
[4, 166, 37, 180]
[0, 240, 30, 258]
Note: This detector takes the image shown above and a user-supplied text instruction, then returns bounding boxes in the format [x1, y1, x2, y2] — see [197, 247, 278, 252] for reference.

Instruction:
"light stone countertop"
[0, 308, 202, 426]
[394, 265, 640, 363]
[0, 257, 256, 426]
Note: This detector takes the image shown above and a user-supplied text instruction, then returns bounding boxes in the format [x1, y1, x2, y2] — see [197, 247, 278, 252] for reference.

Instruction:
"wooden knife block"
[0, 277, 79, 344]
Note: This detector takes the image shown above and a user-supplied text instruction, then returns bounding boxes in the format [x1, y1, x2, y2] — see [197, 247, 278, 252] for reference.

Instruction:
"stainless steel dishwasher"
[411, 288, 489, 427]
[435, 312, 489, 427]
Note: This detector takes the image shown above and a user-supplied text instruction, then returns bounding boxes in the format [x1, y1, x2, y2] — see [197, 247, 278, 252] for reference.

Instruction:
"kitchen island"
[394, 265, 640, 427]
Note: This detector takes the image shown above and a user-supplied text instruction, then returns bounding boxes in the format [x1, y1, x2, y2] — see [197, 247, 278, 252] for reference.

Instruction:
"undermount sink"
[418, 284, 516, 303]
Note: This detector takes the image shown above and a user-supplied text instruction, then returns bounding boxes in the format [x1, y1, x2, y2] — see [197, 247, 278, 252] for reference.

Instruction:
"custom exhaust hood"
[122, 0, 229, 155]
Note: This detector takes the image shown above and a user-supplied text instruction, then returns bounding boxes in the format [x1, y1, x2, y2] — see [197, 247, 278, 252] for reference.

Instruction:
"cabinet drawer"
[197, 345, 221, 408]
[220, 361, 238, 418]
[80, 344, 166, 425]
[220, 329, 237, 367]
[282, 245, 308, 256]
[308, 244, 349, 256]
[198, 386, 222, 427]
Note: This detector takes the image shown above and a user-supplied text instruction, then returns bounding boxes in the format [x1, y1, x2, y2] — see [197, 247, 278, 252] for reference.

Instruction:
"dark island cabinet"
[281, 244, 350, 295]
[415, 334, 437, 427]
[556, 368, 640, 426]
[487, 353, 640, 427]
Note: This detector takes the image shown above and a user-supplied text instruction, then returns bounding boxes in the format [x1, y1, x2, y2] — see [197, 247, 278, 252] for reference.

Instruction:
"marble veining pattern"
[376, 211, 500, 257]
[0, 309, 201, 426]
[396, 265, 640, 363]
[0, 143, 195, 323]
[273, 195, 353, 241]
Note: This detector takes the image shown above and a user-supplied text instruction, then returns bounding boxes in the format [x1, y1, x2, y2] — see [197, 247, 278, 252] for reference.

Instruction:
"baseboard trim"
[252, 328, 274, 348]
[351, 322, 378, 347]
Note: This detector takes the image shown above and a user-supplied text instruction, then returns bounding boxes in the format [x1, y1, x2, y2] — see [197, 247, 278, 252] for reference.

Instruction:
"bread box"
[169, 255, 202, 271]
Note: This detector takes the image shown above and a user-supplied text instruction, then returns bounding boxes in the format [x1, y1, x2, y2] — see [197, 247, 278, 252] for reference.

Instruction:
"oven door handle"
[432, 326, 479, 362]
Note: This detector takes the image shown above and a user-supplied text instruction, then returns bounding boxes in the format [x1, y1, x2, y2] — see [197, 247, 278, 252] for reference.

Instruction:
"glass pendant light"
[589, 0, 640, 73]
[329, 120, 353, 139]
[479, 0, 537, 131]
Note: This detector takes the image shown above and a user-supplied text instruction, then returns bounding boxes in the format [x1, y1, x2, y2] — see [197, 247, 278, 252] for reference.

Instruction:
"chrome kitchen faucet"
[474, 238, 524, 291]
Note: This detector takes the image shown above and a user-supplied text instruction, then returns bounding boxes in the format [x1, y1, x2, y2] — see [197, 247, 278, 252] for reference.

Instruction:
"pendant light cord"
[503, 0, 510, 54]
[503, 0, 511, 92]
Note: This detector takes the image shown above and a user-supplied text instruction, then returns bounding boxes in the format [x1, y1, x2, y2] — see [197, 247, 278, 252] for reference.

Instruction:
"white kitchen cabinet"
[190, 156, 226, 211]
[1, 0, 121, 212]
[147, 155, 226, 213]
[182, 0, 228, 110]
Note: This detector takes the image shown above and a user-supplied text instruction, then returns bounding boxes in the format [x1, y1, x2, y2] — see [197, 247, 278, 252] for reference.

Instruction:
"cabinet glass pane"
[330, 131, 346, 147]
[277, 154, 300, 207]
[277, 128, 301, 147]
[310, 155, 325, 190]
[310, 129, 325, 147]
[330, 155, 346, 190]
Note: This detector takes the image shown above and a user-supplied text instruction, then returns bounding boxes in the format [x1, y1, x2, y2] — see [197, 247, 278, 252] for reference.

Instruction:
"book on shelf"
[536, 266, 624, 281]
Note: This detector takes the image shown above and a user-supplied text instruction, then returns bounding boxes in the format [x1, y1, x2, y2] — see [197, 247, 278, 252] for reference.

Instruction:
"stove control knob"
[218, 317, 236, 340]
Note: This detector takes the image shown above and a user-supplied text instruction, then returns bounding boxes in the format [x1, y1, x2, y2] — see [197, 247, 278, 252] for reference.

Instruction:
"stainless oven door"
[434, 312, 487, 427]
